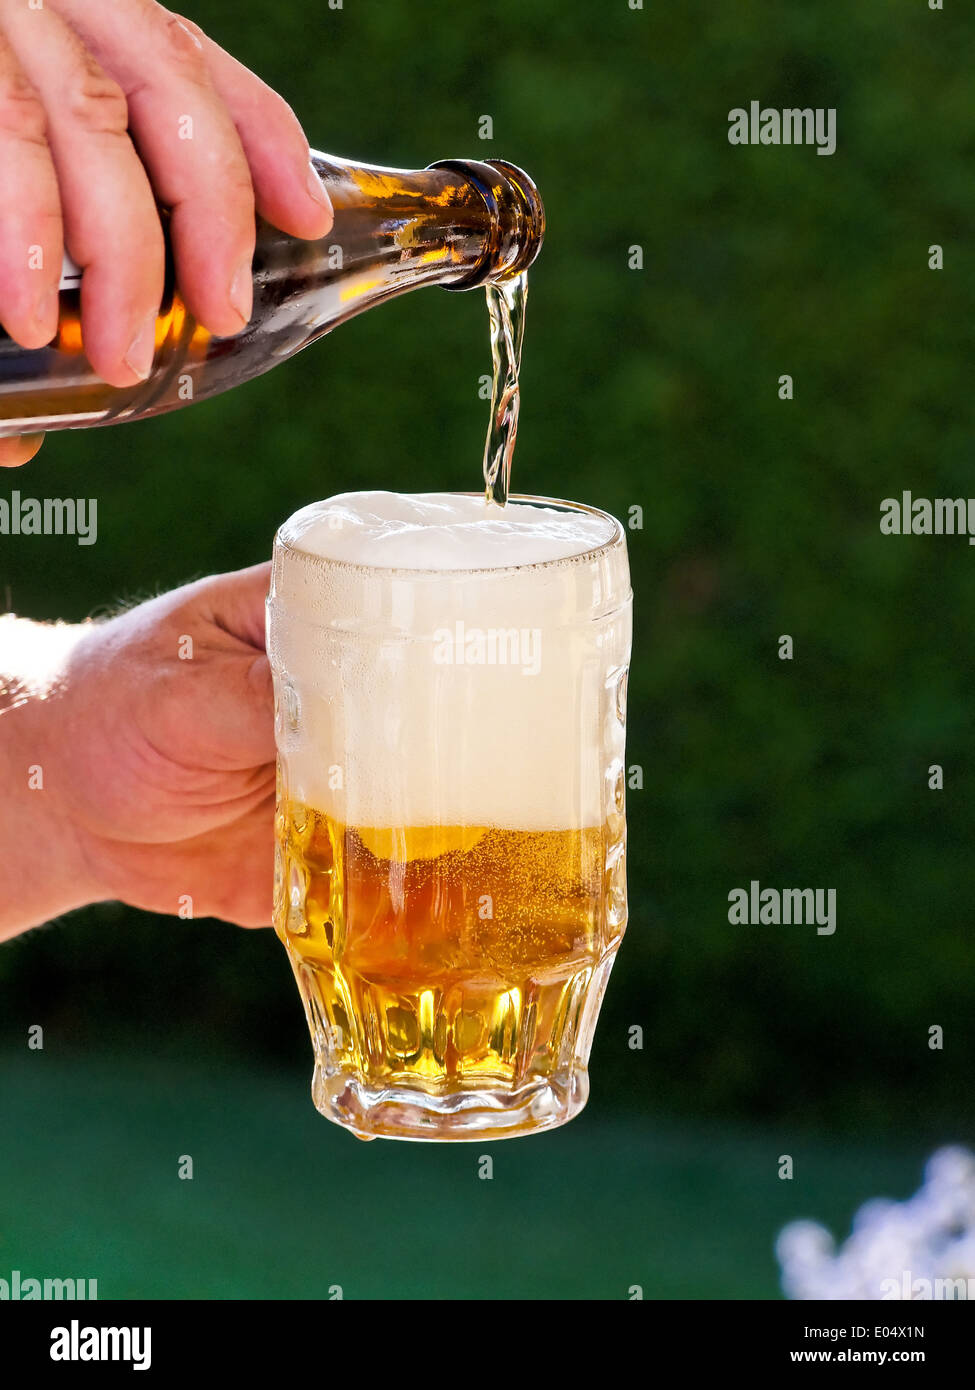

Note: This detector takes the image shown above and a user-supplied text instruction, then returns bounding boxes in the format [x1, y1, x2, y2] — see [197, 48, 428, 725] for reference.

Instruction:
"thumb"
[197, 561, 273, 651]
[198, 648, 276, 770]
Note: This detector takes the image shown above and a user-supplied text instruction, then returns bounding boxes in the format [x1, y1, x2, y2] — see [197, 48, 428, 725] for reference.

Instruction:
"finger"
[206, 651, 276, 769]
[3, 1, 165, 388]
[185, 25, 333, 240]
[196, 561, 272, 650]
[56, 0, 258, 337]
[198, 794, 275, 927]
[163, 642, 275, 772]
[0, 30, 62, 348]
[161, 564, 275, 768]
[0, 434, 45, 467]
[95, 793, 275, 926]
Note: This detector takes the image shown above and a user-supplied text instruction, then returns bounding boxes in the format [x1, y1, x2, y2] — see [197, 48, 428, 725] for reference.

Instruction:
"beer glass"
[266, 492, 632, 1141]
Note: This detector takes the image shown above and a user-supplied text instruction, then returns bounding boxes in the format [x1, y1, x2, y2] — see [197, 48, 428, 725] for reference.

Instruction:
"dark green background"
[2, 0, 973, 1298]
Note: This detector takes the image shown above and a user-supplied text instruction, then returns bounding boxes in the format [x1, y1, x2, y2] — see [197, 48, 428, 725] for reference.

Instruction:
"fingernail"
[33, 288, 59, 339]
[230, 259, 253, 327]
[306, 164, 332, 214]
[123, 312, 158, 382]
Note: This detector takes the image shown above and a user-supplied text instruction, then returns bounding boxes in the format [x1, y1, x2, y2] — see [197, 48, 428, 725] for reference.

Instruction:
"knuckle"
[167, 11, 208, 45]
[64, 62, 129, 137]
[157, 10, 209, 79]
[0, 69, 47, 146]
[224, 169, 256, 213]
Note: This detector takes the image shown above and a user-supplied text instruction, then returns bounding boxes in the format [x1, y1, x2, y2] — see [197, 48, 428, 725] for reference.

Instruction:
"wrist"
[0, 616, 103, 938]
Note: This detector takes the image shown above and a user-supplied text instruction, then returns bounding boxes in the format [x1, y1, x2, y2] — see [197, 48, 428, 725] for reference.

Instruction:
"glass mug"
[266, 491, 632, 1141]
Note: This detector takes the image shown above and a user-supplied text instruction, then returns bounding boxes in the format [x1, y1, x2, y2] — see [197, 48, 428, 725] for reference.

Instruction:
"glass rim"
[272, 492, 627, 579]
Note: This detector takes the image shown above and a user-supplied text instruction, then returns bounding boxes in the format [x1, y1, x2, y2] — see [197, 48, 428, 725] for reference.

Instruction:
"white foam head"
[279, 491, 617, 569]
[268, 492, 631, 832]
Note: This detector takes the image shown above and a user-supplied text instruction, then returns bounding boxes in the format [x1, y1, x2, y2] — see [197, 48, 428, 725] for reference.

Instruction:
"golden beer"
[274, 803, 625, 1102]
[267, 491, 632, 1140]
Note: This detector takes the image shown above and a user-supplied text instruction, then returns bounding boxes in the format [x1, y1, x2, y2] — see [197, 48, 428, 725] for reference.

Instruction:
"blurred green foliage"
[0, 1052, 936, 1299]
[2, 0, 975, 1144]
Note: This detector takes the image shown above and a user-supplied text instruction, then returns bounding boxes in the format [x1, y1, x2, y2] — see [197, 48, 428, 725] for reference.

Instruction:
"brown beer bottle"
[0, 153, 544, 439]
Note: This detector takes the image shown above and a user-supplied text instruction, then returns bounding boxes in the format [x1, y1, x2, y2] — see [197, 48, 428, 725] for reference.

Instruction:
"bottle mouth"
[428, 158, 546, 291]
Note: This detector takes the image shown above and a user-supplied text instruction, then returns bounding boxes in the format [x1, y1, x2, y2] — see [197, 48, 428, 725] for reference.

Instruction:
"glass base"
[312, 1067, 590, 1142]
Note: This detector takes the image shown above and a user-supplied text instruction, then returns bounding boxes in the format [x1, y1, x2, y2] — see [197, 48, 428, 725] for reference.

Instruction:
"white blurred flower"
[777, 1146, 975, 1300]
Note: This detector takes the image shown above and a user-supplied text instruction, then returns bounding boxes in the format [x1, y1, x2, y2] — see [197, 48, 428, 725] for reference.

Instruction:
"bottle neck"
[424, 157, 545, 288]
[317, 152, 542, 285]
[247, 153, 544, 338]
